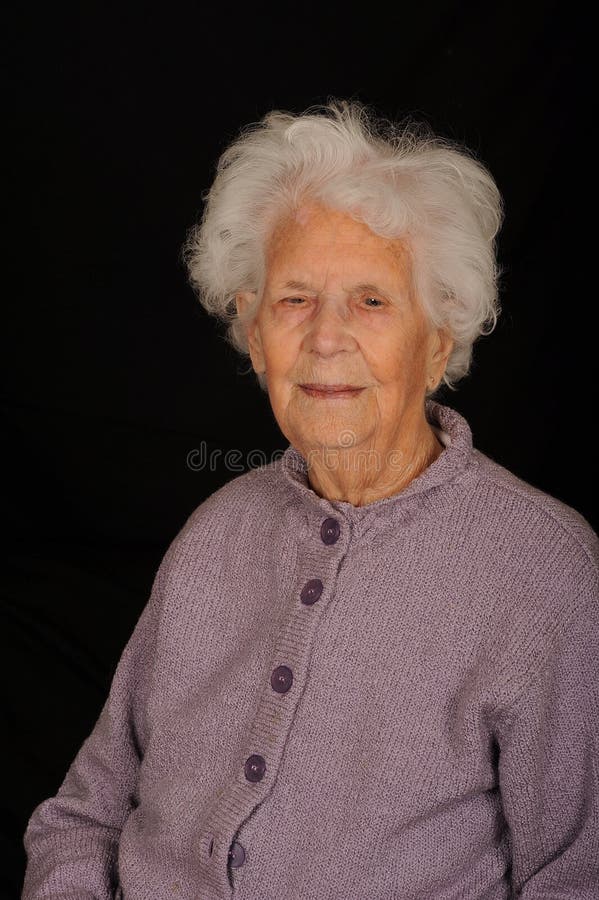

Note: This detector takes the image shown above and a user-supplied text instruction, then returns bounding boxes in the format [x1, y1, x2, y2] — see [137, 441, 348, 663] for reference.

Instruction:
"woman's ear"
[235, 292, 266, 374]
[428, 326, 454, 387]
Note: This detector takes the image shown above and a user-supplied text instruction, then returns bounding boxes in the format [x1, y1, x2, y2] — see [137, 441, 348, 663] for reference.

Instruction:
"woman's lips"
[300, 384, 365, 399]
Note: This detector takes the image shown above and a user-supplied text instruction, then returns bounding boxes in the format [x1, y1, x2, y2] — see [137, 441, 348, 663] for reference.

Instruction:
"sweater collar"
[276, 400, 476, 534]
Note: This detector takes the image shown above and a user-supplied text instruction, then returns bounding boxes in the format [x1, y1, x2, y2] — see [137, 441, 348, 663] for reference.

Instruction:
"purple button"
[270, 664, 293, 693]
[321, 517, 341, 545]
[244, 753, 266, 782]
[300, 579, 323, 605]
[228, 841, 246, 868]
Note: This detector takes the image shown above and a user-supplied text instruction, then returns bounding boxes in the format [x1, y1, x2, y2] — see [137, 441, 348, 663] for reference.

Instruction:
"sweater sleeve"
[21, 564, 164, 900]
[495, 562, 599, 898]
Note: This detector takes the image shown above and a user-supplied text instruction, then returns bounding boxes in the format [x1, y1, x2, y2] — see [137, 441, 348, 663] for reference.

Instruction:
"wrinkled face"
[237, 202, 452, 455]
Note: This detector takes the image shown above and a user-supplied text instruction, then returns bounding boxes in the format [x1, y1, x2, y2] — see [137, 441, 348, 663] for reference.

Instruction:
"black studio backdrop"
[3, 2, 595, 894]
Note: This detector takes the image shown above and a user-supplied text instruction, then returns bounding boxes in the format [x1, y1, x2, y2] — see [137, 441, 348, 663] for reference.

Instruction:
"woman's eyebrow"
[279, 280, 390, 295]
[348, 282, 389, 296]
[281, 280, 314, 292]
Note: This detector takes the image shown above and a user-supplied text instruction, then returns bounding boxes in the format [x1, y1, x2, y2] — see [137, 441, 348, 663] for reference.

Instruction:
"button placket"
[211, 514, 347, 890]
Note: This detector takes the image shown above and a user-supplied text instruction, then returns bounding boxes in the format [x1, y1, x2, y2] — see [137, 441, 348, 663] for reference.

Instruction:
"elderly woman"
[23, 101, 598, 899]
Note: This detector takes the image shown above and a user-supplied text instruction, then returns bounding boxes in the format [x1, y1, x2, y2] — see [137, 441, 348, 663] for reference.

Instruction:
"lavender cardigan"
[22, 401, 599, 898]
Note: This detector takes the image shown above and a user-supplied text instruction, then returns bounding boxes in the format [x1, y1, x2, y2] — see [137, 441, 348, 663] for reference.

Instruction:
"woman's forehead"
[264, 207, 412, 289]
[269, 201, 400, 249]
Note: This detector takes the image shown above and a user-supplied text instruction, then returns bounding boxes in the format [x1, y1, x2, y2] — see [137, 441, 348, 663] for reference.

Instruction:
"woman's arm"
[22, 566, 163, 900]
[495, 558, 599, 897]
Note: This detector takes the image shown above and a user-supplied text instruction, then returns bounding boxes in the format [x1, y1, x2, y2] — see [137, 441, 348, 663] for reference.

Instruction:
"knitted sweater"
[22, 400, 599, 899]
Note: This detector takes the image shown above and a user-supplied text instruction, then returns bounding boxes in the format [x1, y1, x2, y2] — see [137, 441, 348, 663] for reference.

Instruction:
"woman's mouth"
[300, 384, 365, 399]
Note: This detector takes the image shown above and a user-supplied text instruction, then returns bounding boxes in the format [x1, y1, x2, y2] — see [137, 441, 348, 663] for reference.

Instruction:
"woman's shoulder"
[469, 447, 598, 575]
[157, 460, 288, 575]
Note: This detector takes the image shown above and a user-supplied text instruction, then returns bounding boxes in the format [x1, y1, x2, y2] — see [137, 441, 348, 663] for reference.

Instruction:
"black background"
[3, 1, 595, 894]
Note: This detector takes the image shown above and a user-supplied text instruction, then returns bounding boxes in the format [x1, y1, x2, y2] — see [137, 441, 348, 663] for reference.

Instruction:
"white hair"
[183, 99, 503, 393]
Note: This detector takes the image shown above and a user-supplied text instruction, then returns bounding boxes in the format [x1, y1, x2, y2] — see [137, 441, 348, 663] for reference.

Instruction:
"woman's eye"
[283, 297, 306, 305]
[363, 297, 384, 308]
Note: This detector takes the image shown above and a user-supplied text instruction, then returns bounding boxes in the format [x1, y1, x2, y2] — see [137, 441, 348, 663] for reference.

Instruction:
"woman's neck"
[305, 422, 443, 507]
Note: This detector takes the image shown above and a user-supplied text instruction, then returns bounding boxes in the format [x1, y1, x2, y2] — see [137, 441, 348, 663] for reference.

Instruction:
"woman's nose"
[304, 301, 354, 355]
